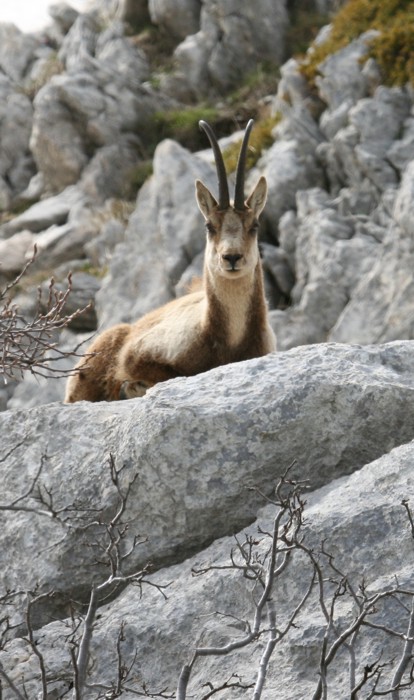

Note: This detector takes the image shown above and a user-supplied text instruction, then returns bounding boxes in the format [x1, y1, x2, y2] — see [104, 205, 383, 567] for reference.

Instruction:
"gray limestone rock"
[273, 186, 382, 349]
[0, 230, 34, 280]
[259, 140, 325, 238]
[1, 343, 414, 695]
[1, 342, 414, 593]
[0, 186, 86, 238]
[79, 136, 142, 202]
[58, 12, 101, 74]
[116, 0, 151, 27]
[96, 139, 217, 328]
[17, 440, 414, 697]
[316, 31, 379, 111]
[387, 116, 414, 173]
[30, 16, 157, 193]
[163, 0, 289, 98]
[149, 0, 201, 40]
[48, 2, 80, 33]
[330, 162, 414, 344]
[0, 75, 35, 200]
[0, 23, 39, 82]
[30, 77, 91, 192]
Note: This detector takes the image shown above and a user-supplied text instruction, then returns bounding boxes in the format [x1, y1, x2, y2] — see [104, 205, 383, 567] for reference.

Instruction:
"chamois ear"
[245, 176, 268, 217]
[195, 179, 218, 219]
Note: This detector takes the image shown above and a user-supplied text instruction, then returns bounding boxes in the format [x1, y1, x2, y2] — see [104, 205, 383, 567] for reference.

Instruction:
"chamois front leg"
[64, 324, 131, 403]
[116, 342, 183, 398]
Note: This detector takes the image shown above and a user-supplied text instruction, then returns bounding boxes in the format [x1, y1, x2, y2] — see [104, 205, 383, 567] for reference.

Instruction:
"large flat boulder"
[1, 342, 414, 624]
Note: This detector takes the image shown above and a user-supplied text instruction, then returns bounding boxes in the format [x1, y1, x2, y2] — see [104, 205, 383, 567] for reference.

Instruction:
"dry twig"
[0, 246, 90, 382]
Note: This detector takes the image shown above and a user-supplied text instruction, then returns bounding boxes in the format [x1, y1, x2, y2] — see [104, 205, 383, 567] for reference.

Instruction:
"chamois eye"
[206, 222, 216, 236]
[249, 221, 259, 235]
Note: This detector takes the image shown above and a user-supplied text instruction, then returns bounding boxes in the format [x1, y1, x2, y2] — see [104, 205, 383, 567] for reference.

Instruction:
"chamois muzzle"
[199, 119, 254, 212]
[222, 253, 243, 271]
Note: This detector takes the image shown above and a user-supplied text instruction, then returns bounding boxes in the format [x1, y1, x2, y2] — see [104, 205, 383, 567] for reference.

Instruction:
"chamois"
[64, 120, 276, 403]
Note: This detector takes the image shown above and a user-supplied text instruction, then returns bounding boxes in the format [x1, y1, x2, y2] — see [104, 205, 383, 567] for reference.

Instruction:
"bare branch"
[201, 673, 254, 698]
[69, 455, 168, 698]
[0, 247, 91, 382]
[0, 664, 26, 700]
[177, 472, 308, 700]
[390, 596, 414, 698]
[402, 500, 414, 539]
[22, 590, 55, 700]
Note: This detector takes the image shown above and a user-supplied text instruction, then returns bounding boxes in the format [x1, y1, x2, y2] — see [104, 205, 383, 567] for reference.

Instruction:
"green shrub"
[153, 106, 219, 151]
[370, 19, 414, 86]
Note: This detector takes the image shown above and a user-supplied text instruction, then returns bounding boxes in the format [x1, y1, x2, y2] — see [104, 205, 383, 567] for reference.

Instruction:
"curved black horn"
[199, 120, 230, 210]
[234, 119, 254, 211]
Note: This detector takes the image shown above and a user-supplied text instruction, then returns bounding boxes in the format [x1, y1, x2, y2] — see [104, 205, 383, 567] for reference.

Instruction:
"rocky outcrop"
[117, 0, 151, 27]
[29, 15, 163, 193]
[149, 0, 201, 40]
[0, 75, 35, 208]
[161, 0, 289, 99]
[2, 342, 414, 608]
[264, 33, 414, 349]
[330, 160, 414, 343]
[1, 341, 414, 696]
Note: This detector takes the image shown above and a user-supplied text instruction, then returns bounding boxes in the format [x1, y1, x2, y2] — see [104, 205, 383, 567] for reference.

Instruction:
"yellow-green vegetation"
[106, 198, 135, 224]
[222, 115, 281, 174]
[301, 0, 414, 87]
[78, 262, 109, 279]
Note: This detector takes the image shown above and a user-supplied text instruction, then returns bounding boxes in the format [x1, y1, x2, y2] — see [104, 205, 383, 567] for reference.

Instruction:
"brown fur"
[65, 170, 276, 403]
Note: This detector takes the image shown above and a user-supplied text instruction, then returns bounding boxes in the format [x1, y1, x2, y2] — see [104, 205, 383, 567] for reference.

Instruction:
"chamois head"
[196, 119, 267, 280]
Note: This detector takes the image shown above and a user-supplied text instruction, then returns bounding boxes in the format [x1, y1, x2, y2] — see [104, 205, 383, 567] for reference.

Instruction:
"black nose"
[222, 253, 243, 270]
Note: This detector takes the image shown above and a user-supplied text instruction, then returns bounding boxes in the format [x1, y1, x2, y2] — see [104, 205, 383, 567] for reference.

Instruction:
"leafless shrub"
[0, 246, 90, 383]
[177, 471, 414, 699]
[0, 454, 169, 700]
[0, 465, 413, 699]
[177, 468, 313, 699]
